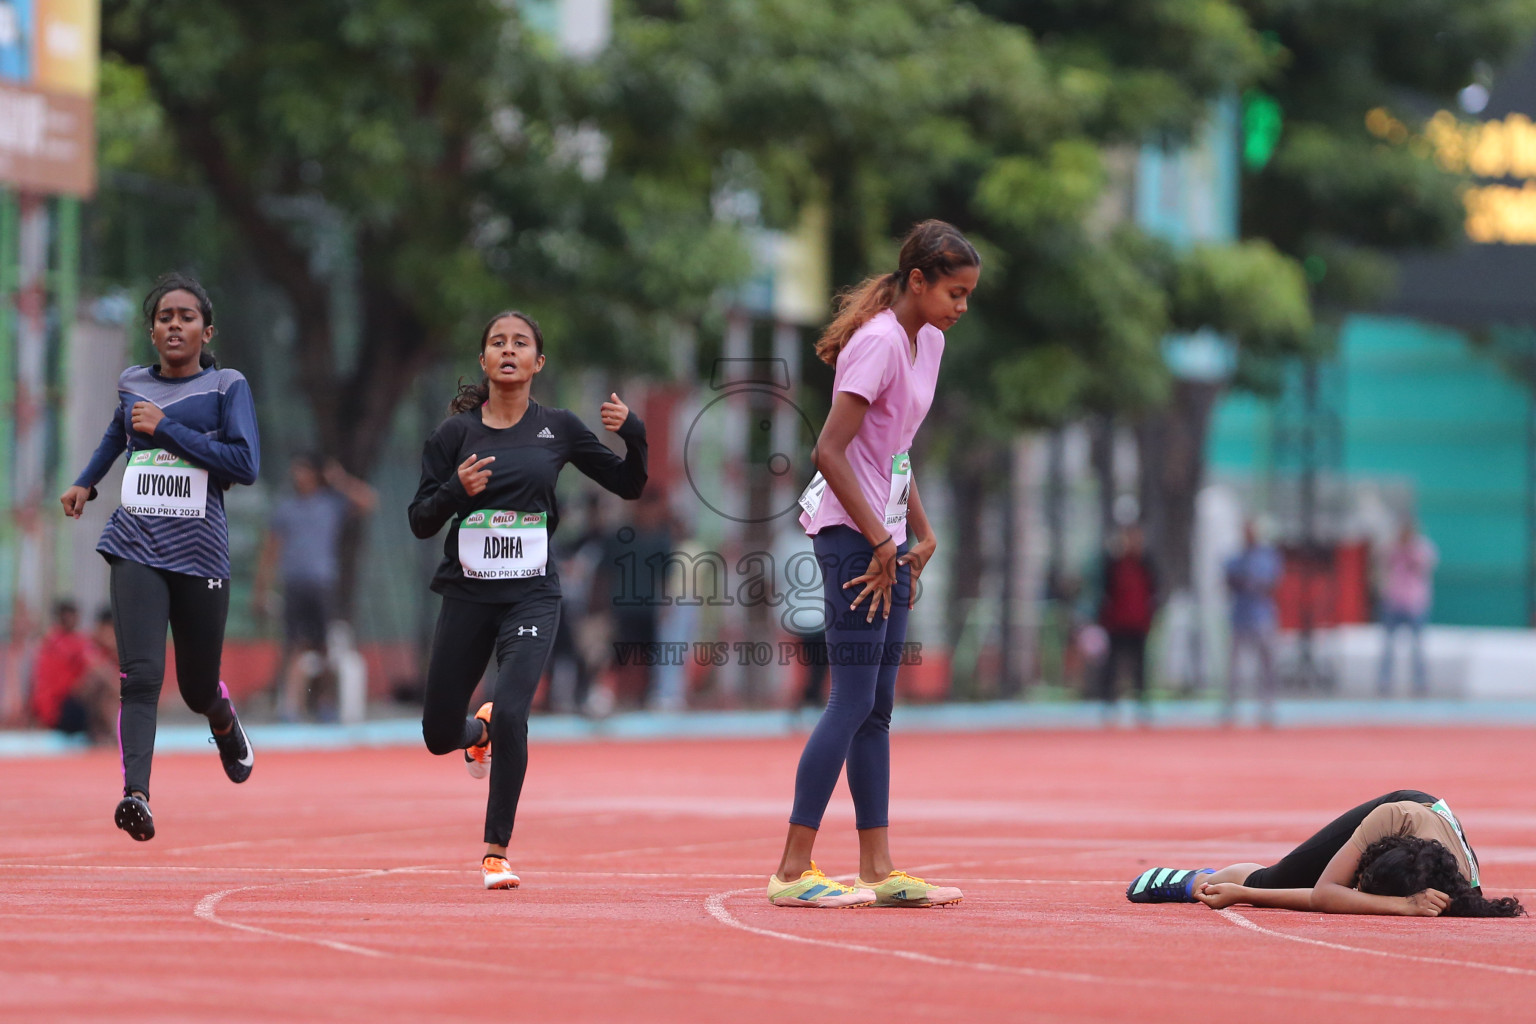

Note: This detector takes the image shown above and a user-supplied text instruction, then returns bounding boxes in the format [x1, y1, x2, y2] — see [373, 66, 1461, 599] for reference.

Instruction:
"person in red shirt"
[29, 600, 114, 741]
[1095, 524, 1159, 723]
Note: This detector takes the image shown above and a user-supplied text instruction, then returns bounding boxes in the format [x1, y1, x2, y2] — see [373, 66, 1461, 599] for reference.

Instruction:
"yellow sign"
[0, 0, 97, 196]
[34, 0, 98, 97]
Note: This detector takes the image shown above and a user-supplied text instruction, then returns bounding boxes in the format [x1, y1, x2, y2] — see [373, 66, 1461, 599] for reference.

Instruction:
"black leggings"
[110, 557, 231, 800]
[1243, 790, 1438, 889]
[421, 593, 560, 846]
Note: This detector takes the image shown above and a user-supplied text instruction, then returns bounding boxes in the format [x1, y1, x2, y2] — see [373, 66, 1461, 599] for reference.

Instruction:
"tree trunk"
[325, 274, 439, 621]
[1137, 379, 1223, 594]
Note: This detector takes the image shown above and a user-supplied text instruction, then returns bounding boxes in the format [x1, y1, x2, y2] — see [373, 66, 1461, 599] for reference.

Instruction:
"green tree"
[100, 0, 750, 609]
[101, 0, 748, 471]
[598, 0, 1312, 671]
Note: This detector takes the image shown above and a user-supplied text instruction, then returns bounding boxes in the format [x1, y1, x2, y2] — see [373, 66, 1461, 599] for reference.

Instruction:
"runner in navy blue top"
[409, 309, 646, 889]
[60, 273, 260, 842]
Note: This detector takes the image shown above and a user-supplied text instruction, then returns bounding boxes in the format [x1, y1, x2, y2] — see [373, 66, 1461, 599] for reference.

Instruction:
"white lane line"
[7, 864, 759, 879]
[187, 870, 895, 1013]
[701, 888, 1457, 1010]
[1215, 909, 1536, 976]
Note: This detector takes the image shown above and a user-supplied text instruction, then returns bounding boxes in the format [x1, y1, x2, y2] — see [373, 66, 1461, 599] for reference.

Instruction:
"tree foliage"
[101, 0, 749, 473]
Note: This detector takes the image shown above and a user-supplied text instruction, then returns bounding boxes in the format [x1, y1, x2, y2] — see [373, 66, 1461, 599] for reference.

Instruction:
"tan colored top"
[1348, 801, 1473, 883]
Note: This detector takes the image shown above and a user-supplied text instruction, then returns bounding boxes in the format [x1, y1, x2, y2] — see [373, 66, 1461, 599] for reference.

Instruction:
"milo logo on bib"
[122, 449, 209, 519]
[458, 509, 549, 579]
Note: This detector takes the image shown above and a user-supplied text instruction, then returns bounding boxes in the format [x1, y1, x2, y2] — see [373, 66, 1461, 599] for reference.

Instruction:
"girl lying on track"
[1127, 789, 1525, 917]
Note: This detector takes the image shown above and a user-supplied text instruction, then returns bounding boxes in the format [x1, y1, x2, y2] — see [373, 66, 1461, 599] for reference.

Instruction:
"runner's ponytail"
[814, 219, 979, 367]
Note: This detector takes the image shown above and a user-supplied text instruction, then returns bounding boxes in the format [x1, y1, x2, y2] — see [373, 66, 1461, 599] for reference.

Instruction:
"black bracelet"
[874, 535, 894, 551]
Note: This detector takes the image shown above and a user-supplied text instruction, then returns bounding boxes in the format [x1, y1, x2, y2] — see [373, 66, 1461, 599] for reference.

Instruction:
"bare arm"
[813, 392, 895, 620]
[1310, 841, 1447, 915]
[1197, 842, 1448, 916]
[323, 459, 378, 514]
[1196, 884, 1316, 911]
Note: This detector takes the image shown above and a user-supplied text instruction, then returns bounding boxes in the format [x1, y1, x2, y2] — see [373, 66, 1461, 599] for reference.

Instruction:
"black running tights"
[1242, 790, 1438, 889]
[110, 557, 231, 800]
[421, 594, 561, 846]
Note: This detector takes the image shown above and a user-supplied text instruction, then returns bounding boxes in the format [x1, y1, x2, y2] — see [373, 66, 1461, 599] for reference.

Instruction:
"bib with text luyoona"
[121, 449, 209, 519]
[457, 510, 549, 579]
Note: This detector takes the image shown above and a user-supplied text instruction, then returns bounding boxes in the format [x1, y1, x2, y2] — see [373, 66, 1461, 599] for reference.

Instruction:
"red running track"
[2, 727, 1534, 1023]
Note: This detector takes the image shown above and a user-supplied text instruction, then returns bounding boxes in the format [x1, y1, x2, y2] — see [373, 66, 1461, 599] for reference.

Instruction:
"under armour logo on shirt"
[517, 626, 538, 636]
[536, 427, 555, 439]
[208, 579, 223, 589]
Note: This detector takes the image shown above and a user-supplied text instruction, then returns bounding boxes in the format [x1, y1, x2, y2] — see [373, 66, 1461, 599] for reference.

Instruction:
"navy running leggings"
[421, 593, 561, 846]
[789, 526, 912, 831]
[110, 557, 231, 800]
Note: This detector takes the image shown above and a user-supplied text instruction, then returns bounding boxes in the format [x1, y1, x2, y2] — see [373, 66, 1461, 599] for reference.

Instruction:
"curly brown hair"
[1356, 833, 1524, 918]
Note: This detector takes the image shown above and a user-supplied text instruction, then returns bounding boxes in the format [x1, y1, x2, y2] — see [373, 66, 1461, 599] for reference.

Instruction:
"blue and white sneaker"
[1126, 867, 1213, 903]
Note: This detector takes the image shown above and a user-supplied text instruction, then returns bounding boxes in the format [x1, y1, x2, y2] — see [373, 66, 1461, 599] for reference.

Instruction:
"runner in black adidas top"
[59, 273, 260, 841]
[409, 309, 646, 889]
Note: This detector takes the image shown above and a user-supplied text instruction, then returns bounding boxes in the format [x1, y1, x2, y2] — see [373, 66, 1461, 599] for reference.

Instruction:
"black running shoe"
[114, 795, 155, 841]
[210, 681, 254, 784]
[1126, 867, 1212, 903]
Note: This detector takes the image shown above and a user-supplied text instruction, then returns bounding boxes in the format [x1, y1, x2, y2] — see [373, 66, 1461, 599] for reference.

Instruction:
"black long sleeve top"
[408, 401, 647, 603]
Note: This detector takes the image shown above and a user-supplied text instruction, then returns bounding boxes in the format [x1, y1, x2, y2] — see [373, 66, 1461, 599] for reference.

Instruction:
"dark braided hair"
[1356, 834, 1525, 918]
[448, 310, 545, 415]
[143, 271, 218, 369]
[815, 219, 979, 367]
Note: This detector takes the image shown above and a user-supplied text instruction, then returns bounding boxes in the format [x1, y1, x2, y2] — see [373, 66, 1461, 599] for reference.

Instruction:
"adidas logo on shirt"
[536, 427, 554, 439]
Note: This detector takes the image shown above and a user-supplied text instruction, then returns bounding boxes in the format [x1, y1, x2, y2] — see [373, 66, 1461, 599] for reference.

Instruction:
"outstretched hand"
[1194, 882, 1246, 910]
[844, 539, 898, 623]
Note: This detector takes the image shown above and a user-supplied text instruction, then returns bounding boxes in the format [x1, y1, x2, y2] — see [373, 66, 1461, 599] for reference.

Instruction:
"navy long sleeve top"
[73, 364, 261, 579]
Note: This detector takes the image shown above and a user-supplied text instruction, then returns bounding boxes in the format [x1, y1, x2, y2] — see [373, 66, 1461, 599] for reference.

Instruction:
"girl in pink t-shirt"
[768, 220, 980, 909]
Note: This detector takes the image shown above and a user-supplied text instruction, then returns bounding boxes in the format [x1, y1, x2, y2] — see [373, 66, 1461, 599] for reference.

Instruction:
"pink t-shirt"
[800, 308, 944, 546]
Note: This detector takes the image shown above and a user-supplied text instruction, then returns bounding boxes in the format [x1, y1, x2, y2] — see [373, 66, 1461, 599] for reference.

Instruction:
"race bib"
[797, 473, 829, 517]
[121, 449, 208, 519]
[885, 452, 911, 525]
[458, 510, 549, 579]
[797, 452, 913, 526]
[1429, 798, 1480, 888]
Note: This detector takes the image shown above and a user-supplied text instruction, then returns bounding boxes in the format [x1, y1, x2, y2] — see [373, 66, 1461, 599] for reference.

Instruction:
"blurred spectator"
[601, 490, 671, 708]
[1223, 520, 1282, 725]
[254, 453, 376, 721]
[1094, 524, 1159, 723]
[28, 600, 115, 743]
[1377, 520, 1438, 697]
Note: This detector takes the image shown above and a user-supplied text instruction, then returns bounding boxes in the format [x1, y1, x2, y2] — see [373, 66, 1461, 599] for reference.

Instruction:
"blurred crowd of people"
[12, 482, 1443, 733]
[1053, 515, 1439, 724]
